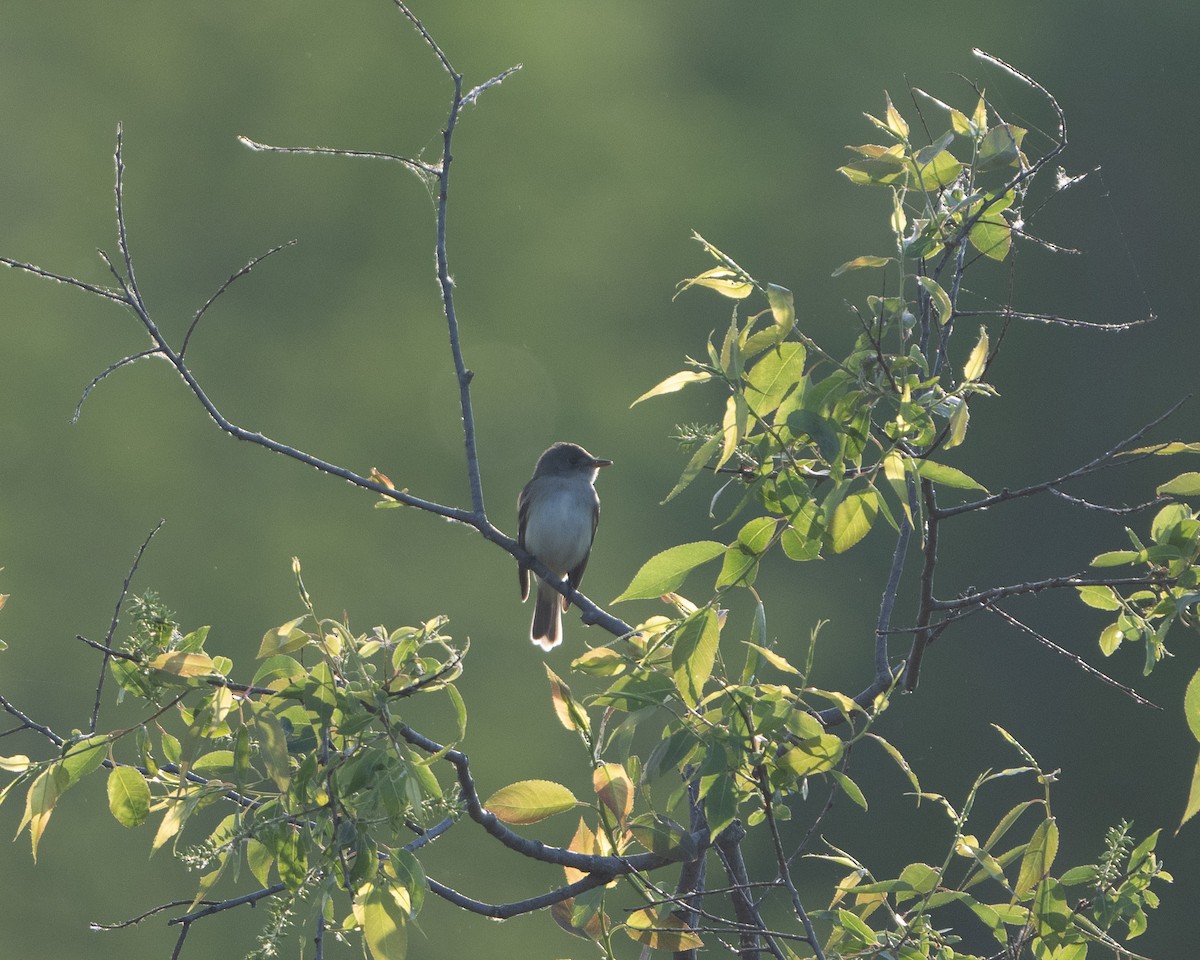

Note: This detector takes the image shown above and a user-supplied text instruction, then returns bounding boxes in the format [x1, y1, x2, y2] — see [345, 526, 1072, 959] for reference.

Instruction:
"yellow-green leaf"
[257, 616, 310, 659]
[355, 883, 408, 960]
[677, 267, 754, 299]
[1158, 472, 1200, 498]
[765, 283, 795, 334]
[964, 326, 989, 381]
[484, 780, 578, 825]
[1185, 667, 1200, 744]
[782, 734, 844, 776]
[916, 460, 988, 492]
[613, 541, 725, 603]
[625, 907, 703, 951]
[832, 255, 891, 277]
[1014, 818, 1058, 897]
[107, 767, 151, 828]
[148, 651, 216, 678]
[829, 489, 880, 553]
[631, 370, 714, 407]
[1180, 753, 1200, 830]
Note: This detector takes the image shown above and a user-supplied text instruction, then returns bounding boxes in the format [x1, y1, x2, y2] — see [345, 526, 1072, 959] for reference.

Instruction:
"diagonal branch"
[89, 521, 164, 732]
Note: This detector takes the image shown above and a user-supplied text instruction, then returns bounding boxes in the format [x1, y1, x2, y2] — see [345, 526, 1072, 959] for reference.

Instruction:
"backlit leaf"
[107, 767, 151, 828]
[613, 541, 725, 603]
[484, 780, 577, 825]
[631, 370, 714, 407]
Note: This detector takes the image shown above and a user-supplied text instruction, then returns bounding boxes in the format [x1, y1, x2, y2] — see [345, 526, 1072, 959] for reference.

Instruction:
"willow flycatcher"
[518, 442, 612, 650]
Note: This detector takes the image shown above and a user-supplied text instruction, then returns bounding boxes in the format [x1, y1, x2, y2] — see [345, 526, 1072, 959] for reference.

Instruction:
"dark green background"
[2, 2, 1197, 957]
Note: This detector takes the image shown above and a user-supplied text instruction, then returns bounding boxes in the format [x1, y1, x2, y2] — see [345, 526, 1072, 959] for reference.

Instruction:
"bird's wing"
[517, 480, 532, 601]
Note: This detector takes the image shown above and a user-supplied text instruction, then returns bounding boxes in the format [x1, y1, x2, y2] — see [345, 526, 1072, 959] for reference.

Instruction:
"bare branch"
[72, 350, 161, 423]
[984, 603, 1159, 708]
[236, 137, 440, 179]
[954, 307, 1153, 332]
[935, 396, 1189, 519]
[180, 239, 298, 358]
[462, 64, 523, 107]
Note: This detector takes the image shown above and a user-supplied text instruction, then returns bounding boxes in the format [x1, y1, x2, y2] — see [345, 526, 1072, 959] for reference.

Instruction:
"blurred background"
[1, 1, 1197, 956]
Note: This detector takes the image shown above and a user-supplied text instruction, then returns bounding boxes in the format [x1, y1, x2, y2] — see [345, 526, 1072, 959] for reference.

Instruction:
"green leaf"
[782, 734, 844, 776]
[247, 838, 273, 887]
[678, 266, 754, 299]
[1158, 472, 1200, 497]
[671, 608, 720, 707]
[147, 651, 217, 679]
[625, 907, 704, 951]
[60, 735, 109, 788]
[916, 460, 988, 492]
[662, 432, 722, 504]
[612, 541, 725, 603]
[916, 276, 953, 325]
[765, 284, 795, 334]
[484, 780, 578, 824]
[1091, 550, 1139, 567]
[1077, 585, 1121, 611]
[910, 149, 963, 191]
[746, 343, 806, 417]
[743, 642, 802, 676]
[106, 767, 151, 828]
[24, 764, 68, 862]
[629, 814, 697, 861]
[832, 255, 891, 277]
[830, 770, 867, 810]
[355, 883, 408, 960]
[257, 616, 309, 659]
[252, 705, 292, 791]
[1185, 667, 1200, 744]
[702, 772, 738, 840]
[866, 733, 921, 795]
[1180, 753, 1200, 830]
[631, 370, 714, 407]
[969, 215, 1011, 260]
[1014, 818, 1058, 897]
[883, 92, 909, 139]
[828, 489, 879, 553]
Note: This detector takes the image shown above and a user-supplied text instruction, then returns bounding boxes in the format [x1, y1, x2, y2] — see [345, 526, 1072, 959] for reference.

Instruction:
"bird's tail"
[531, 580, 562, 651]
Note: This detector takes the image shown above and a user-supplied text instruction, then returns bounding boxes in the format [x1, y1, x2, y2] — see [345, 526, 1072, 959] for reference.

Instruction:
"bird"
[517, 442, 612, 650]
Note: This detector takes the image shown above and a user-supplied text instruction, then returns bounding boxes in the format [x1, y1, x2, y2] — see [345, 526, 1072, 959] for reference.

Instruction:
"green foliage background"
[1, 2, 1197, 957]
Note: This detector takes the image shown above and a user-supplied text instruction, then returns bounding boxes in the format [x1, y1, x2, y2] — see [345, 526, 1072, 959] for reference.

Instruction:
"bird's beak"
[593, 458, 614, 468]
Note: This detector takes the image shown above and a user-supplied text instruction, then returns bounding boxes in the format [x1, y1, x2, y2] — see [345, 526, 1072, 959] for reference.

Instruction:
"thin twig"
[934, 397, 1189, 519]
[90, 521, 164, 732]
[984, 603, 1159, 708]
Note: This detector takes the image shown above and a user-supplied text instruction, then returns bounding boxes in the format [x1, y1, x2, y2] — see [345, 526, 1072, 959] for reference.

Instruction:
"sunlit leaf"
[1014, 818, 1058, 897]
[484, 780, 577, 824]
[355, 883, 408, 960]
[746, 343, 805, 417]
[829, 489, 879, 553]
[677, 266, 754, 299]
[1077, 585, 1121, 611]
[545, 664, 590, 737]
[671, 608, 720, 707]
[106, 767, 150, 828]
[1180, 753, 1200, 830]
[964, 326, 989, 381]
[1185, 668, 1200, 744]
[832, 255, 891, 277]
[782, 734, 844, 776]
[1158, 472, 1200, 497]
[631, 370, 715, 407]
[148, 651, 216, 679]
[593, 763, 634, 825]
[625, 907, 703, 951]
[257, 616, 310, 659]
[916, 460, 988, 492]
[612, 541, 725, 603]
